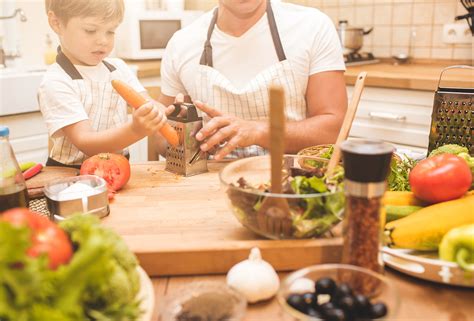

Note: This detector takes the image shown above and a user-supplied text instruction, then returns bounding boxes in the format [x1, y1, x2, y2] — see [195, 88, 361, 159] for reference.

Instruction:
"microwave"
[115, 10, 203, 60]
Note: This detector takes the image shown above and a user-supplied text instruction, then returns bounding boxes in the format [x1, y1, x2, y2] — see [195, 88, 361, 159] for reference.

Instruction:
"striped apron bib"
[192, 1, 306, 158]
[46, 49, 128, 168]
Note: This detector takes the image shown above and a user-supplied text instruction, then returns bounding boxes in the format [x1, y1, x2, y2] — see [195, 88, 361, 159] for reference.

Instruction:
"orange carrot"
[111, 79, 179, 147]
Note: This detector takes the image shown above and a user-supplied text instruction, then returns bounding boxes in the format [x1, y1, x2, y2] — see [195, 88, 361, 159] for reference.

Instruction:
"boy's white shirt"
[38, 57, 145, 165]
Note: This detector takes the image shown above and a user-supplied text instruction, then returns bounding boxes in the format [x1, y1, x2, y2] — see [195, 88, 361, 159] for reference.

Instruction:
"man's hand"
[194, 101, 266, 160]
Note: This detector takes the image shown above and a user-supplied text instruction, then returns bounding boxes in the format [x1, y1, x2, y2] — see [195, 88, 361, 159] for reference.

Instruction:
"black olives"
[306, 307, 323, 318]
[339, 295, 356, 315]
[286, 277, 389, 320]
[315, 277, 337, 295]
[286, 294, 306, 312]
[332, 283, 353, 301]
[324, 308, 346, 321]
[354, 294, 371, 316]
[302, 292, 316, 307]
[370, 302, 388, 318]
[320, 301, 336, 314]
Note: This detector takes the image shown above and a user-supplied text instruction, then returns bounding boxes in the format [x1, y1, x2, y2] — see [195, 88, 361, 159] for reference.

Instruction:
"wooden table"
[150, 269, 474, 321]
[104, 162, 343, 276]
[108, 162, 473, 321]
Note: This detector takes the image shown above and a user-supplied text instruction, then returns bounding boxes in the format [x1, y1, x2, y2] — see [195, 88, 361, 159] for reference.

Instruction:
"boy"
[39, 0, 169, 168]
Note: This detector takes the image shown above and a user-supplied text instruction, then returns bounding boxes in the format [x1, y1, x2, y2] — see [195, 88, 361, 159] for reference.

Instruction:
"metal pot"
[337, 20, 373, 53]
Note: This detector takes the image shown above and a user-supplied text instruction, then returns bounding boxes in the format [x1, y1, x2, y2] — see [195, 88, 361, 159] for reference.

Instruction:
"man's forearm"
[255, 113, 343, 153]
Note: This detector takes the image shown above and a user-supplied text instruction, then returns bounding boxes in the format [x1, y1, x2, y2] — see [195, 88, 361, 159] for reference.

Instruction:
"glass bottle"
[44, 34, 56, 65]
[0, 126, 29, 212]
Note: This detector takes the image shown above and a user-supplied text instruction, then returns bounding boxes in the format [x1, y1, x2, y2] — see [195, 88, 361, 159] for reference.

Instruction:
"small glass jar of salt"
[44, 175, 109, 221]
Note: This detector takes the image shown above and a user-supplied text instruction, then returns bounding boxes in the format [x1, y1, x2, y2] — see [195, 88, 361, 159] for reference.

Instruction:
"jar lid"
[340, 140, 394, 183]
[0, 126, 9, 137]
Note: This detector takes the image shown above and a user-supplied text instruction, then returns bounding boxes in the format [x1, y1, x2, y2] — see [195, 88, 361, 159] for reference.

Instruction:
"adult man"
[159, 0, 347, 160]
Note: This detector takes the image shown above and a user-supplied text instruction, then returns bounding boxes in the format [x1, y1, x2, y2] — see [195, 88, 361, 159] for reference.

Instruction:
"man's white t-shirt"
[161, 1, 345, 97]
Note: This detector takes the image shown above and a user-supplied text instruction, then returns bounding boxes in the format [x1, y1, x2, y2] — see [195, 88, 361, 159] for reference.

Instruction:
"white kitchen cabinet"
[0, 112, 49, 164]
[348, 86, 434, 155]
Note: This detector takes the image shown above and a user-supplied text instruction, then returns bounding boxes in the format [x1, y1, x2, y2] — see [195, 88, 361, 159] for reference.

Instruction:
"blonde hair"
[45, 0, 124, 23]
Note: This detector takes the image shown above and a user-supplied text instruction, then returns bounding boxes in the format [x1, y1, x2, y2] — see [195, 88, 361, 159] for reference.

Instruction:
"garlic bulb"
[226, 247, 280, 303]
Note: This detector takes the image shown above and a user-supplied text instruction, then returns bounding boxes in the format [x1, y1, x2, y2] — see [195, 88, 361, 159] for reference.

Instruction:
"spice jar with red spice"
[340, 140, 393, 276]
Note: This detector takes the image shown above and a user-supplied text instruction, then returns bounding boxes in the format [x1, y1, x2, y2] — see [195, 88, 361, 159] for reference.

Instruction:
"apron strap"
[56, 46, 83, 80]
[266, 1, 286, 61]
[56, 46, 117, 79]
[199, 0, 286, 67]
[199, 8, 218, 66]
[102, 60, 117, 72]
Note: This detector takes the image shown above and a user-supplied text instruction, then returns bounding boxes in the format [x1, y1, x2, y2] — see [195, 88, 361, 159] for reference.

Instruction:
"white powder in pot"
[57, 182, 98, 201]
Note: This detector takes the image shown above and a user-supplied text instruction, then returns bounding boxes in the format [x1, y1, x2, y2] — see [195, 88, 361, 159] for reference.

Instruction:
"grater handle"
[437, 65, 474, 89]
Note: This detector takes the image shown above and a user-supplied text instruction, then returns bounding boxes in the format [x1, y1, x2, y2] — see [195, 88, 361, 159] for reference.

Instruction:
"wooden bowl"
[296, 144, 335, 169]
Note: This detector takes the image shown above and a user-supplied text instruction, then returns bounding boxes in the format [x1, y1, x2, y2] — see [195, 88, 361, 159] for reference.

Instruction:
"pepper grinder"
[340, 140, 394, 274]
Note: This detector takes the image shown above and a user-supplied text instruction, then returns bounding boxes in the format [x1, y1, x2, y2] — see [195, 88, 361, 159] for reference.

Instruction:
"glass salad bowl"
[219, 155, 345, 240]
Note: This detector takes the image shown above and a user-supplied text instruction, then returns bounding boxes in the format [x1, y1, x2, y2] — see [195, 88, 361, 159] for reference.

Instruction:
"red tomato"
[409, 154, 472, 203]
[80, 153, 131, 191]
[1, 208, 73, 269]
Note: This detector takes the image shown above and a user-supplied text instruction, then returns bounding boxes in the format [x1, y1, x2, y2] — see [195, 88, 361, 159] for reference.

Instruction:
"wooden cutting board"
[103, 162, 343, 277]
[26, 166, 79, 199]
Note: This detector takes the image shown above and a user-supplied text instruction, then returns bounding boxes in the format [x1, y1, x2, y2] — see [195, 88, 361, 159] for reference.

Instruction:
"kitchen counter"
[345, 61, 473, 91]
[128, 59, 473, 92]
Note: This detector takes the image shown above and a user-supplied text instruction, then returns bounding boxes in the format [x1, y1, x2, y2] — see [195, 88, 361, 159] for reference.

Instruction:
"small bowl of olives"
[277, 264, 399, 321]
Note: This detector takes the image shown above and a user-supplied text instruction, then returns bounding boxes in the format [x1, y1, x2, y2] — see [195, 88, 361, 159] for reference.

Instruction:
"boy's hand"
[163, 93, 187, 117]
[131, 102, 167, 137]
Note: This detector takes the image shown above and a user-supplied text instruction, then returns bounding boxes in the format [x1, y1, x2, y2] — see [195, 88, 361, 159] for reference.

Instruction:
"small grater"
[428, 65, 473, 155]
[165, 103, 208, 176]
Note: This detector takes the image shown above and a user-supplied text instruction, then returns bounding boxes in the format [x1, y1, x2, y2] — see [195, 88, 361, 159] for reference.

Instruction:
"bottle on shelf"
[0, 126, 29, 212]
[44, 33, 56, 65]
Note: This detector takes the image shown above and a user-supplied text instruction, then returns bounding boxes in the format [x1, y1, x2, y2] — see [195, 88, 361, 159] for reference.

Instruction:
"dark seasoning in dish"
[175, 292, 234, 321]
[164, 282, 246, 321]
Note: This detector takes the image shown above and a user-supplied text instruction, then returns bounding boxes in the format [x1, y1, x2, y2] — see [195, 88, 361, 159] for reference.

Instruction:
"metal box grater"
[165, 103, 208, 176]
[428, 65, 473, 155]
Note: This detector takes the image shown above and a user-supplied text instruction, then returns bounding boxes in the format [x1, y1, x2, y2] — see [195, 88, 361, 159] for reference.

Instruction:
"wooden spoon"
[256, 85, 292, 238]
[325, 72, 367, 179]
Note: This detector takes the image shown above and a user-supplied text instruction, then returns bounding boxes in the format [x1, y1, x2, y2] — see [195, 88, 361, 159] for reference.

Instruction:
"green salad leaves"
[0, 215, 142, 321]
[289, 175, 344, 238]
